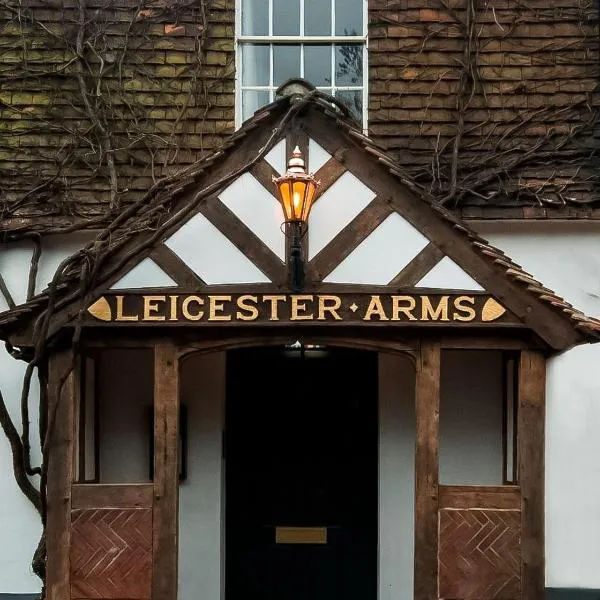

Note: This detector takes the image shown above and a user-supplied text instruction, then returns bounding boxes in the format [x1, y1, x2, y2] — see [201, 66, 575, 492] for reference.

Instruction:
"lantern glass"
[273, 147, 319, 224]
[276, 176, 317, 223]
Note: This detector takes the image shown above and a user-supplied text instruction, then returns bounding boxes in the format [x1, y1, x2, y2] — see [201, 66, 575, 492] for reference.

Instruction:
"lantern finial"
[287, 146, 305, 174]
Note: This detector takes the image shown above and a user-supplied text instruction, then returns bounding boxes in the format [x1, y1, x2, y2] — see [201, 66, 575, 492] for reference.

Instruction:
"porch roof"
[1, 82, 599, 350]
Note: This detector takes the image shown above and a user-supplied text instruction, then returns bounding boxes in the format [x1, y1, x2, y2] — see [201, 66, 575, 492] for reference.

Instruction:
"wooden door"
[225, 346, 378, 600]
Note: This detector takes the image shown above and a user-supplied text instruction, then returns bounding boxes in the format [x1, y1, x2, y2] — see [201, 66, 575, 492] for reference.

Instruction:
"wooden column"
[414, 341, 441, 600]
[152, 342, 180, 600]
[518, 351, 546, 600]
[46, 349, 77, 600]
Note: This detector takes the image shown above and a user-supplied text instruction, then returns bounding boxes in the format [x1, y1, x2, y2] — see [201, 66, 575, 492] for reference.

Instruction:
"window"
[236, 0, 367, 125]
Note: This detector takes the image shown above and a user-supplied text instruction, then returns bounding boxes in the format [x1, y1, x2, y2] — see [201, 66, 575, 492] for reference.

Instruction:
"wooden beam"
[313, 157, 346, 200]
[46, 349, 77, 600]
[199, 196, 286, 285]
[389, 242, 445, 288]
[414, 341, 440, 600]
[250, 160, 279, 196]
[307, 198, 393, 282]
[72, 484, 153, 509]
[152, 342, 180, 600]
[150, 244, 206, 288]
[439, 485, 520, 510]
[518, 351, 546, 600]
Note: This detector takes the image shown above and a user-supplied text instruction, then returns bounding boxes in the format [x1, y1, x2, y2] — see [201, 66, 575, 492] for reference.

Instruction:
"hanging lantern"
[273, 146, 319, 223]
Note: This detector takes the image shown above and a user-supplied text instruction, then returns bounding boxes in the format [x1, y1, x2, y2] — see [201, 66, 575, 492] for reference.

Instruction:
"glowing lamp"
[273, 146, 319, 224]
[272, 146, 320, 291]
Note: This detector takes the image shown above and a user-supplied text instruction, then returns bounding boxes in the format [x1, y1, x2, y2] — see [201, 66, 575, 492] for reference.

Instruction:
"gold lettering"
[182, 296, 204, 321]
[236, 295, 259, 321]
[421, 296, 449, 321]
[143, 295, 166, 321]
[291, 295, 314, 321]
[209, 295, 232, 321]
[169, 295, 178, 321]
[453, 295, 476, 322]
[115, 295, 139, 321]
[318, 295, 342, 321]
[391, 296, 417, 321]
[262, 295, 287, 321]
[363, 295, 389, 321]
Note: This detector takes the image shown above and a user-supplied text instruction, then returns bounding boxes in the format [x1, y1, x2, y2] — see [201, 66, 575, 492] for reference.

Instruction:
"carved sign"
[86, 293, 510, 325]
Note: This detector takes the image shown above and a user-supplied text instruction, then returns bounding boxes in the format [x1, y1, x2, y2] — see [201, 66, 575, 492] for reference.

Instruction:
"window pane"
[242, 44, 270, 85]
[273, 0, 300, 35]
[305, 0, 332, 36]
[242, 90, 271, 121]
[241, 0, 269, 35]
[335, 0, 363, 35]
[335, 44, 363, 86]
[304, 45, 331, 86]
[336, 89, 363, 123]
[273, 45, 301, 86]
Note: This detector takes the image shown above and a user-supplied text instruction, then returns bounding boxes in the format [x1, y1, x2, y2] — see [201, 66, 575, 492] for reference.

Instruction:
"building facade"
[0, 2, 599, 600]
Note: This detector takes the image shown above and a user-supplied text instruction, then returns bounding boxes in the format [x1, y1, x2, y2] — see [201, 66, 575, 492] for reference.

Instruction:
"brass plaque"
[275, 526, 327, 545]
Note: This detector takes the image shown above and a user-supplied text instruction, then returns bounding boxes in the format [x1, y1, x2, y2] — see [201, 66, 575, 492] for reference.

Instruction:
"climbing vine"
[0, 0, 599, 597]
[370, 0, 600, 210]
[0, 0, 234, 238]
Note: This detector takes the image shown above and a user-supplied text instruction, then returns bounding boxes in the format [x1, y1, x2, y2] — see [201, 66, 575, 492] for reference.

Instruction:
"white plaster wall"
[36, 233, 98, 294]
[476, 221, 600, 588]
[0, 350, 43, 593]
[0, 234, 95, 593]
[0, 232, 97, 313]
[477, 222, 600, 319]
[439, 350, 504, 485]
[546, 345, 600, 588]
[97, 349, 153, 483]
[178, 352, 226, 600]
[378, 352, 415, 600]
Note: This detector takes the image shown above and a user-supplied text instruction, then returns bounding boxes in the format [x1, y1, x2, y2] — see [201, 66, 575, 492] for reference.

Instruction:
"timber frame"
[1, 89, 598, 349]
[0, 85, 597, 600]
[44, 329, 547, 600]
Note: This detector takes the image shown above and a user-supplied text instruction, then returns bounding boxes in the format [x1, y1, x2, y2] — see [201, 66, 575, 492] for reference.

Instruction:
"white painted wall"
[96, 349, 153, 483]
[545, 345, 600, 588]
[0, 233, 95, 594]
[378, 352, 415, 600]
[0, 351, 42, 594]
[178, 352, 226, 600]
[475, 221, 600, 589]
[439, 350, 504, 485]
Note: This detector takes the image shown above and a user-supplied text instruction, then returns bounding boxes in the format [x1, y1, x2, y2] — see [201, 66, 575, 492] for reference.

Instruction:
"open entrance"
[225, 346, 378, 600]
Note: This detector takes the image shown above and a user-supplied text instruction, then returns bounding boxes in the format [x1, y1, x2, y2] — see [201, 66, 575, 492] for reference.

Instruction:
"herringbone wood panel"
[439, 509, 521, 600]
[71, 508, 152, 599]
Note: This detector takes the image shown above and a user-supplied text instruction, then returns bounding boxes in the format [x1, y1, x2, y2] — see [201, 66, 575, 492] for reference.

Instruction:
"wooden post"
[46, 349, 77, 600]
[518, 351, 546, 600]
[414, 341, 440, 600]
[152, 342, 180, 600]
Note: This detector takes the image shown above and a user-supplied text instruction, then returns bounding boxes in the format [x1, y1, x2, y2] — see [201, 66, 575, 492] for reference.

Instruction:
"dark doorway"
[225, 346, 378, 600]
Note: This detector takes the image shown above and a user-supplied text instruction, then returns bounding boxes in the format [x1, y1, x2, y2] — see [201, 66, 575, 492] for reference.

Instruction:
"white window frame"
[235, 0, 369, 130]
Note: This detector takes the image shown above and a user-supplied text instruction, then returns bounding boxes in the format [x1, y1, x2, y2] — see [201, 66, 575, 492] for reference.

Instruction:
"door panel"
[226, 346, 377, 600]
